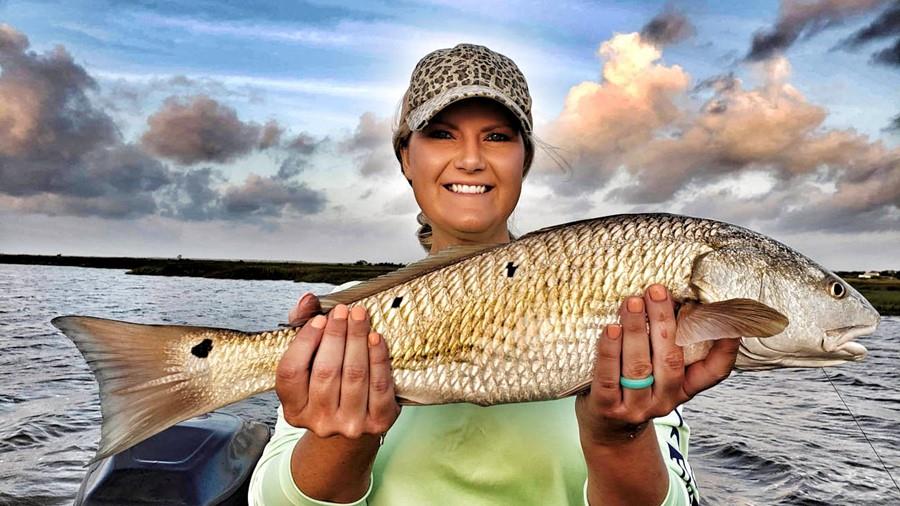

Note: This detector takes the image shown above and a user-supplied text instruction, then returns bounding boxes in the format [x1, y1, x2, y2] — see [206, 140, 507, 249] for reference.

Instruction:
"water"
[0, 264, 898, 505]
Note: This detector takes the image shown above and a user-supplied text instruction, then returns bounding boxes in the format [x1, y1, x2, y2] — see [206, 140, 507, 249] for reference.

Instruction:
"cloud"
[0, 24, 169, 218]
[538, 32, 691, 196]
[640, 9, 695, 46]
[161, 169, 327, 221]
[888, 112, 900, 131]
[839, 2, 900, 66]
[338, 112, 395, 176]
[540, 31, 900, 232]
[747, 0, 889, 61]
[141, 95, 270, 165]
[871, 35, 900, 64]
[0, 24, 328, 223]
[140, 95, 323, 168]
[285, 132, 319, 154]
[841, 2, 900, 46]
[0, 25, 117, 163]
[222, 174, 326, 217]
[258, 120, 283, 149]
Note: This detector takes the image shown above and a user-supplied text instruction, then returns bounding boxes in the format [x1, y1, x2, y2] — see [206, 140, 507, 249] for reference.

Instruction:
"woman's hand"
[277, 293, 401, 439]
[575, 283, 739, 506]
[576, 283, 740, 444]
[277, 294, 401, 502]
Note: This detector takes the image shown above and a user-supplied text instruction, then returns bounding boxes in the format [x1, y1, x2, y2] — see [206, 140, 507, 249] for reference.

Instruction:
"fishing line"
[821, 368, 900, 497]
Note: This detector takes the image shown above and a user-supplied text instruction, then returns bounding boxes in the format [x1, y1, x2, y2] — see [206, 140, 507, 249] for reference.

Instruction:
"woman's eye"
[428, 130, 452, 139]
[486, 132, 510, 142]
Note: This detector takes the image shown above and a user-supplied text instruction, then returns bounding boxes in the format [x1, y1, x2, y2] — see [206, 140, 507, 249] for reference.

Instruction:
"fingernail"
[332, 304, 348, 320]
[351, 305, 366, 321]
[607, 325, 622, 340]
[368, 332, 381, 347]
[310, 315, 326, 329]
[298, 292, 313, 305]
[627, 297, 644, 313]
[649, 285, 667, 302]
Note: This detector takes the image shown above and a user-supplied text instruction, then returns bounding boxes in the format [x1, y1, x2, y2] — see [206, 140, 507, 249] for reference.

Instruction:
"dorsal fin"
[319, 243, 500, 311]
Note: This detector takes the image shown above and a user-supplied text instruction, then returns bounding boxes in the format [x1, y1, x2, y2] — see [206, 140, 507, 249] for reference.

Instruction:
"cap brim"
[406, 84, 532, 134]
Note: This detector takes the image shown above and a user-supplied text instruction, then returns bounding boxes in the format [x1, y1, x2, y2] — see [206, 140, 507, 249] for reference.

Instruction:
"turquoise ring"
[619, 374, 655, 389]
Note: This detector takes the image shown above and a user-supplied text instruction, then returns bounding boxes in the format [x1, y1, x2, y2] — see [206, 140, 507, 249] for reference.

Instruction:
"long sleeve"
[249, 281, 370, 506]
[247, 405, 373, 506]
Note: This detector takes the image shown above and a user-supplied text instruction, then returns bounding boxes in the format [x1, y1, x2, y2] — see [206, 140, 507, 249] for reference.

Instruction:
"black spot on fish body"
[505, 262, 518, 278]
[191, 338, 213, 358]
[391, 296, 403, 308]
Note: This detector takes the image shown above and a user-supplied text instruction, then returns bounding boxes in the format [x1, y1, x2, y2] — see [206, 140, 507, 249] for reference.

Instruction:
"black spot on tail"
[391, 296, 403, 308]
[505, 262, 518, 278]
[191, 338, 213, 358]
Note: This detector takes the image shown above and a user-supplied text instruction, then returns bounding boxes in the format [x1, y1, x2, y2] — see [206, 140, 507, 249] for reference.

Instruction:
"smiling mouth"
[443, 183, 494, 195]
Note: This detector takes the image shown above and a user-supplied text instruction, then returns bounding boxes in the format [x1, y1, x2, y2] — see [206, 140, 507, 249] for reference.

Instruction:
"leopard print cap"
[400, 43, 533, 136]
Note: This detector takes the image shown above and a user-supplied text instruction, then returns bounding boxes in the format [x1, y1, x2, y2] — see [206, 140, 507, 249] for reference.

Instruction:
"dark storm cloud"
[887, 113, 900, 131]
[872, 35, 900, 64]
[0, 24, 328, 223]
[842, 2, 900, 46]
[640, 9, 695, 46]
[0, 25, 117, 164]
[838, 2, 900, 66]
[747, 0, 888, 61]
[0, 24, 169, 218]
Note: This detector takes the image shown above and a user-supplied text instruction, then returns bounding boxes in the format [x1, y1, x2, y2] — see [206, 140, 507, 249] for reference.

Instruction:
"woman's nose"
[454, 136, 485, 173]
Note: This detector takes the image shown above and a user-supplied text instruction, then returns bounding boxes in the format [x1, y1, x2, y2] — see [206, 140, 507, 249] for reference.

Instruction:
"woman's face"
[401, 97, 526, 251]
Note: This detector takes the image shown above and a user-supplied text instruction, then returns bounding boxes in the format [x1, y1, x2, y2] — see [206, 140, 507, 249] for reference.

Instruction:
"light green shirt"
[248, 282, 699, 505]
[248, 401, 697, 505]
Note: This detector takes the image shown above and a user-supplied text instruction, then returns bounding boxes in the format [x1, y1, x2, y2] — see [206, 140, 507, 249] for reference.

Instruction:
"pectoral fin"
[675, 298, 788, 346]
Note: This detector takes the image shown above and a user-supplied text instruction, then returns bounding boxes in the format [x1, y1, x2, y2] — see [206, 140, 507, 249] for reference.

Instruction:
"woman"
[249, 43, 739, 505]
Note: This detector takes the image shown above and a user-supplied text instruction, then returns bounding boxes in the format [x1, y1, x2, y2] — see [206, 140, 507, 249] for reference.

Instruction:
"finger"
[644, 285, 684, 400]
[339, 306, 371, 416]
[620, 297, 653, 408]
[367, 332, 398, 425]
[275, 315, 326, 416]
[289, 292, 322, 326]
[308, 304, 349, 412]
[683, 337, 741, 398]
[589, 324, 623, 409]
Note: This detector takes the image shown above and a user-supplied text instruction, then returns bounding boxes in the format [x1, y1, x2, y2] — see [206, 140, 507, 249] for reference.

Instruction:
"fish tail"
[51, 315, 247, 464]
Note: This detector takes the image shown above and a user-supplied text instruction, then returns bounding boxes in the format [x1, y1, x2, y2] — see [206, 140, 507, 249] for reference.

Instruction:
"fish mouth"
[823, 323, 878, 352]
[737, 338, 868, 370]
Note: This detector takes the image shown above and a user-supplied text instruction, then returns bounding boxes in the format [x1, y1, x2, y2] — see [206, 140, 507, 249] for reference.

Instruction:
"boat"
[75, 412, 270, 505]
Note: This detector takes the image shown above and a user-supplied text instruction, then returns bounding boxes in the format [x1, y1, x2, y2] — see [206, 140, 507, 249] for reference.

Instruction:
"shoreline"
[2, 254, 897, 315]
[0, 254, 403, 285]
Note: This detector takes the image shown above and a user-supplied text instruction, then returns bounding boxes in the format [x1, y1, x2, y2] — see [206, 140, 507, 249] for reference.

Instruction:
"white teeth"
[449, 184, 487, 194]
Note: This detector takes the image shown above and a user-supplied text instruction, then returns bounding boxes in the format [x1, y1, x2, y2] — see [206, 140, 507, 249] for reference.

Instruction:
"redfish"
[52, 213, 879, 462]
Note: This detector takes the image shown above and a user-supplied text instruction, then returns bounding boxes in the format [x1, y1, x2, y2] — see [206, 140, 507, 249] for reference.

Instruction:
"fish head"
[692, 240, 880, 370]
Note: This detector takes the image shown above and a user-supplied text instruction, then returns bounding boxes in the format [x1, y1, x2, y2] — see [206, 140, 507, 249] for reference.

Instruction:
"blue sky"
[1, 0, 898, 268]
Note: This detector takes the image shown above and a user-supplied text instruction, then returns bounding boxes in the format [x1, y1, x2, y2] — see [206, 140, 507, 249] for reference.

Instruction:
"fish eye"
[828, 280, 846, 299]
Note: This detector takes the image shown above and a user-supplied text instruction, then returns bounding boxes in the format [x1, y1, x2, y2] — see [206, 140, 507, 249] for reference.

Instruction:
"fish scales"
[359, 215, 717, 405]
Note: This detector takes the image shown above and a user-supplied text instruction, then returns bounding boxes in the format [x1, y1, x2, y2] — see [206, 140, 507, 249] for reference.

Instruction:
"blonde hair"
[392, 92, 536, 253]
